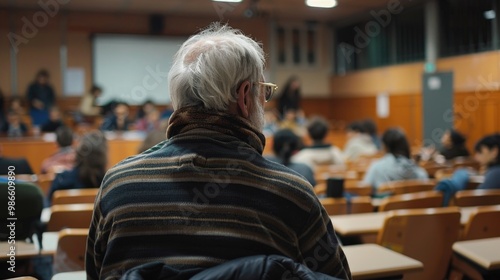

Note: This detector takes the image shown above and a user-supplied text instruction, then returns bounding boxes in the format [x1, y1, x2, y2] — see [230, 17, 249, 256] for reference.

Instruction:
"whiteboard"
[93, 34, 186, 105]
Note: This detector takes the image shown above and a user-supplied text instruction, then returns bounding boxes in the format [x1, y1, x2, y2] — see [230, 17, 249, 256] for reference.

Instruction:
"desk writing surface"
[331, 207, 475, 236]
[453, 237, 500, 270]
[331, 212, 386, 236]
[343, 244, 423, 279]
[0, 231, 58, 260]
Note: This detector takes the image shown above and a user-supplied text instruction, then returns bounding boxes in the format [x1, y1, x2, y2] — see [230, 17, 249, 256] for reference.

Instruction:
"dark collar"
[166, 106, 266, 154]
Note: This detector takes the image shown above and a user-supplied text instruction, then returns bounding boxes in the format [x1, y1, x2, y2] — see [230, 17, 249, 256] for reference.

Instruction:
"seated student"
[0, 144, 34, 175]
[343, 121, 377, 161]
[136, 100, 156, 120]
[267, 129, 316, 186]
[100, 102, 132, 131]
[40, 126, 76, 174]
[439, 129, 470, 160]
[262, 109, 279, 137]
[279, 109, 307, 136]
[362, 119, 381, 150]
[435, 134, 500, 205]
[8, 96, 26, 115]
[41, 107, 64, 133]
[80, 85, 102, 117]
[1, 111, 28, 137]
[475, 134, 500, 189]
[292, 117, 344, 167]
[47, 131, 107, 205]
[135, 108, 161, 132]
[363, 128, 428, 191]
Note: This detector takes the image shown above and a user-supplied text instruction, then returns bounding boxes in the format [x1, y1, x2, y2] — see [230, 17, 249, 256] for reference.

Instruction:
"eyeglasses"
[258, 82, 278, 102]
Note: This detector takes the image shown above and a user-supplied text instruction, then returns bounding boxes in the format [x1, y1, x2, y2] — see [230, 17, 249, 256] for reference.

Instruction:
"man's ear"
[236, 81, 252, 118]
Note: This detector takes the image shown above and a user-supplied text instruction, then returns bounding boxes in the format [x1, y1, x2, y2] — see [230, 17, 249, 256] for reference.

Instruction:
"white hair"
[168, 23, 265, 111]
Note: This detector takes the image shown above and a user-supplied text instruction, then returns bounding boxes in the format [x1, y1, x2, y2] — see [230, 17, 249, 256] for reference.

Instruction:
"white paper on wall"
[64, 68, 85, 96]
[376, 93, 390, 118]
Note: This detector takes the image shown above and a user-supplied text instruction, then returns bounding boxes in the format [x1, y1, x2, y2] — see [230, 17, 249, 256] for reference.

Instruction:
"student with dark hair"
[47, 131, 107, 205]
[474, 134, 500, 189]
[100, 102, 132, 131]
[41, 107, 64, 133]
[363, 128, 428, 190]
[277, 76, 301, 118]
[435, 133, 500, 205]
[362, 119, 381, 150]
[293, 117, 344, 167]
[41, 126, 76, 174]
[26, 69, 56, 126]
[267, 129, 316, 186]
[1, 111, 28, 137]
[439, 129, 470, 160]
[343, 121, 377, 160]
[80, 85, 103, 117]
[136, 100, 156, 120]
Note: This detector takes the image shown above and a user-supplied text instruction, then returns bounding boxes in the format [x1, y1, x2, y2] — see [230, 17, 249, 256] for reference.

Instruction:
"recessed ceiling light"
[306, 0, 337, 8]
[484, 10, 496, 20]
[212, 0, 243, 2]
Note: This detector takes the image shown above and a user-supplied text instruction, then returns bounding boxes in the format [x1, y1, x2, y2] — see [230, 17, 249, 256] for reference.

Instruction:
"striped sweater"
[86, 107, 351, 280]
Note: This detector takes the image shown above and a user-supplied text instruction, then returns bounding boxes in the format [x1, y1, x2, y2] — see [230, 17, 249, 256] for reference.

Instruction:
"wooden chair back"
[314, 181, 372, 197]
[320, 198, 347, 215]
[378, 191, 443, 212]
[350, 196, 374, 213]
[454, 189, 500, 207]
[377, 207, 461, 280]
[462, 205, 500, 240]
[434, 168, 455, 181]
[422, 162, 451, 178]
[378, 179, 436, 195]
[53, 228, 89, 273]
[52, 188, 99, 205]
[452, 157, 480, 171]
[314, 169, 358, 184]
[47, 203, 94, 231]
[320, 196, 374, 215]
[36, 173, 55, 195]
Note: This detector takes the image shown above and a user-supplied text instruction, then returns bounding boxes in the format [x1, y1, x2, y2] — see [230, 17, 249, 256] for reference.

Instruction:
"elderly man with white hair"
[86, 23, 351, 280]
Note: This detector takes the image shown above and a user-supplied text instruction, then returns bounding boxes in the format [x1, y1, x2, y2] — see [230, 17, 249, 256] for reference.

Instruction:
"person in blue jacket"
[436, 133, 500, 205]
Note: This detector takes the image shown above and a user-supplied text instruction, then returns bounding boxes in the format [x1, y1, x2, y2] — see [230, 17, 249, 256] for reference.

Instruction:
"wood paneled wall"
[312, 92, 500, 152]
[0, 10, 270, 98]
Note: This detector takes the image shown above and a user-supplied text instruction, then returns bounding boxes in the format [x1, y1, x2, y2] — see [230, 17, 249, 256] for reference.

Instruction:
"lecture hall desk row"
[2, 130, 347, 174]
[0, 135, 144, 174]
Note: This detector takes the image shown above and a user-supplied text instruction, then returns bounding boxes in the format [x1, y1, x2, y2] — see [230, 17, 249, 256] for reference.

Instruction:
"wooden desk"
[0, 231, 58, 260]
[52, 271, 86, 280]
[453, 237, 500, 270]
[344, 244, 423, 279]
[331, 207, 475, 236]
[1, 133, 144, 174]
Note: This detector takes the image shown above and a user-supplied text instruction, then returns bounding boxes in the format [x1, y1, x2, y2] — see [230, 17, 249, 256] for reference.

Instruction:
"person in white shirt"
[292, 117, 344, 168]
[363, 128, 428, 190]
[343, 121, 378, 161]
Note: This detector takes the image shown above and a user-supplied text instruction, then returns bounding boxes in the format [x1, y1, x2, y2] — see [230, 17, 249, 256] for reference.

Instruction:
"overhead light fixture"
[306, 0, 337, 8]
[484, 10, 496, 20]
[212, 0, 242, 2]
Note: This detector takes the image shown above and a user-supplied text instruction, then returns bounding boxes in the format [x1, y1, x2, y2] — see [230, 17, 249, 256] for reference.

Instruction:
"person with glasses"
[87, 23, 351, 280]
